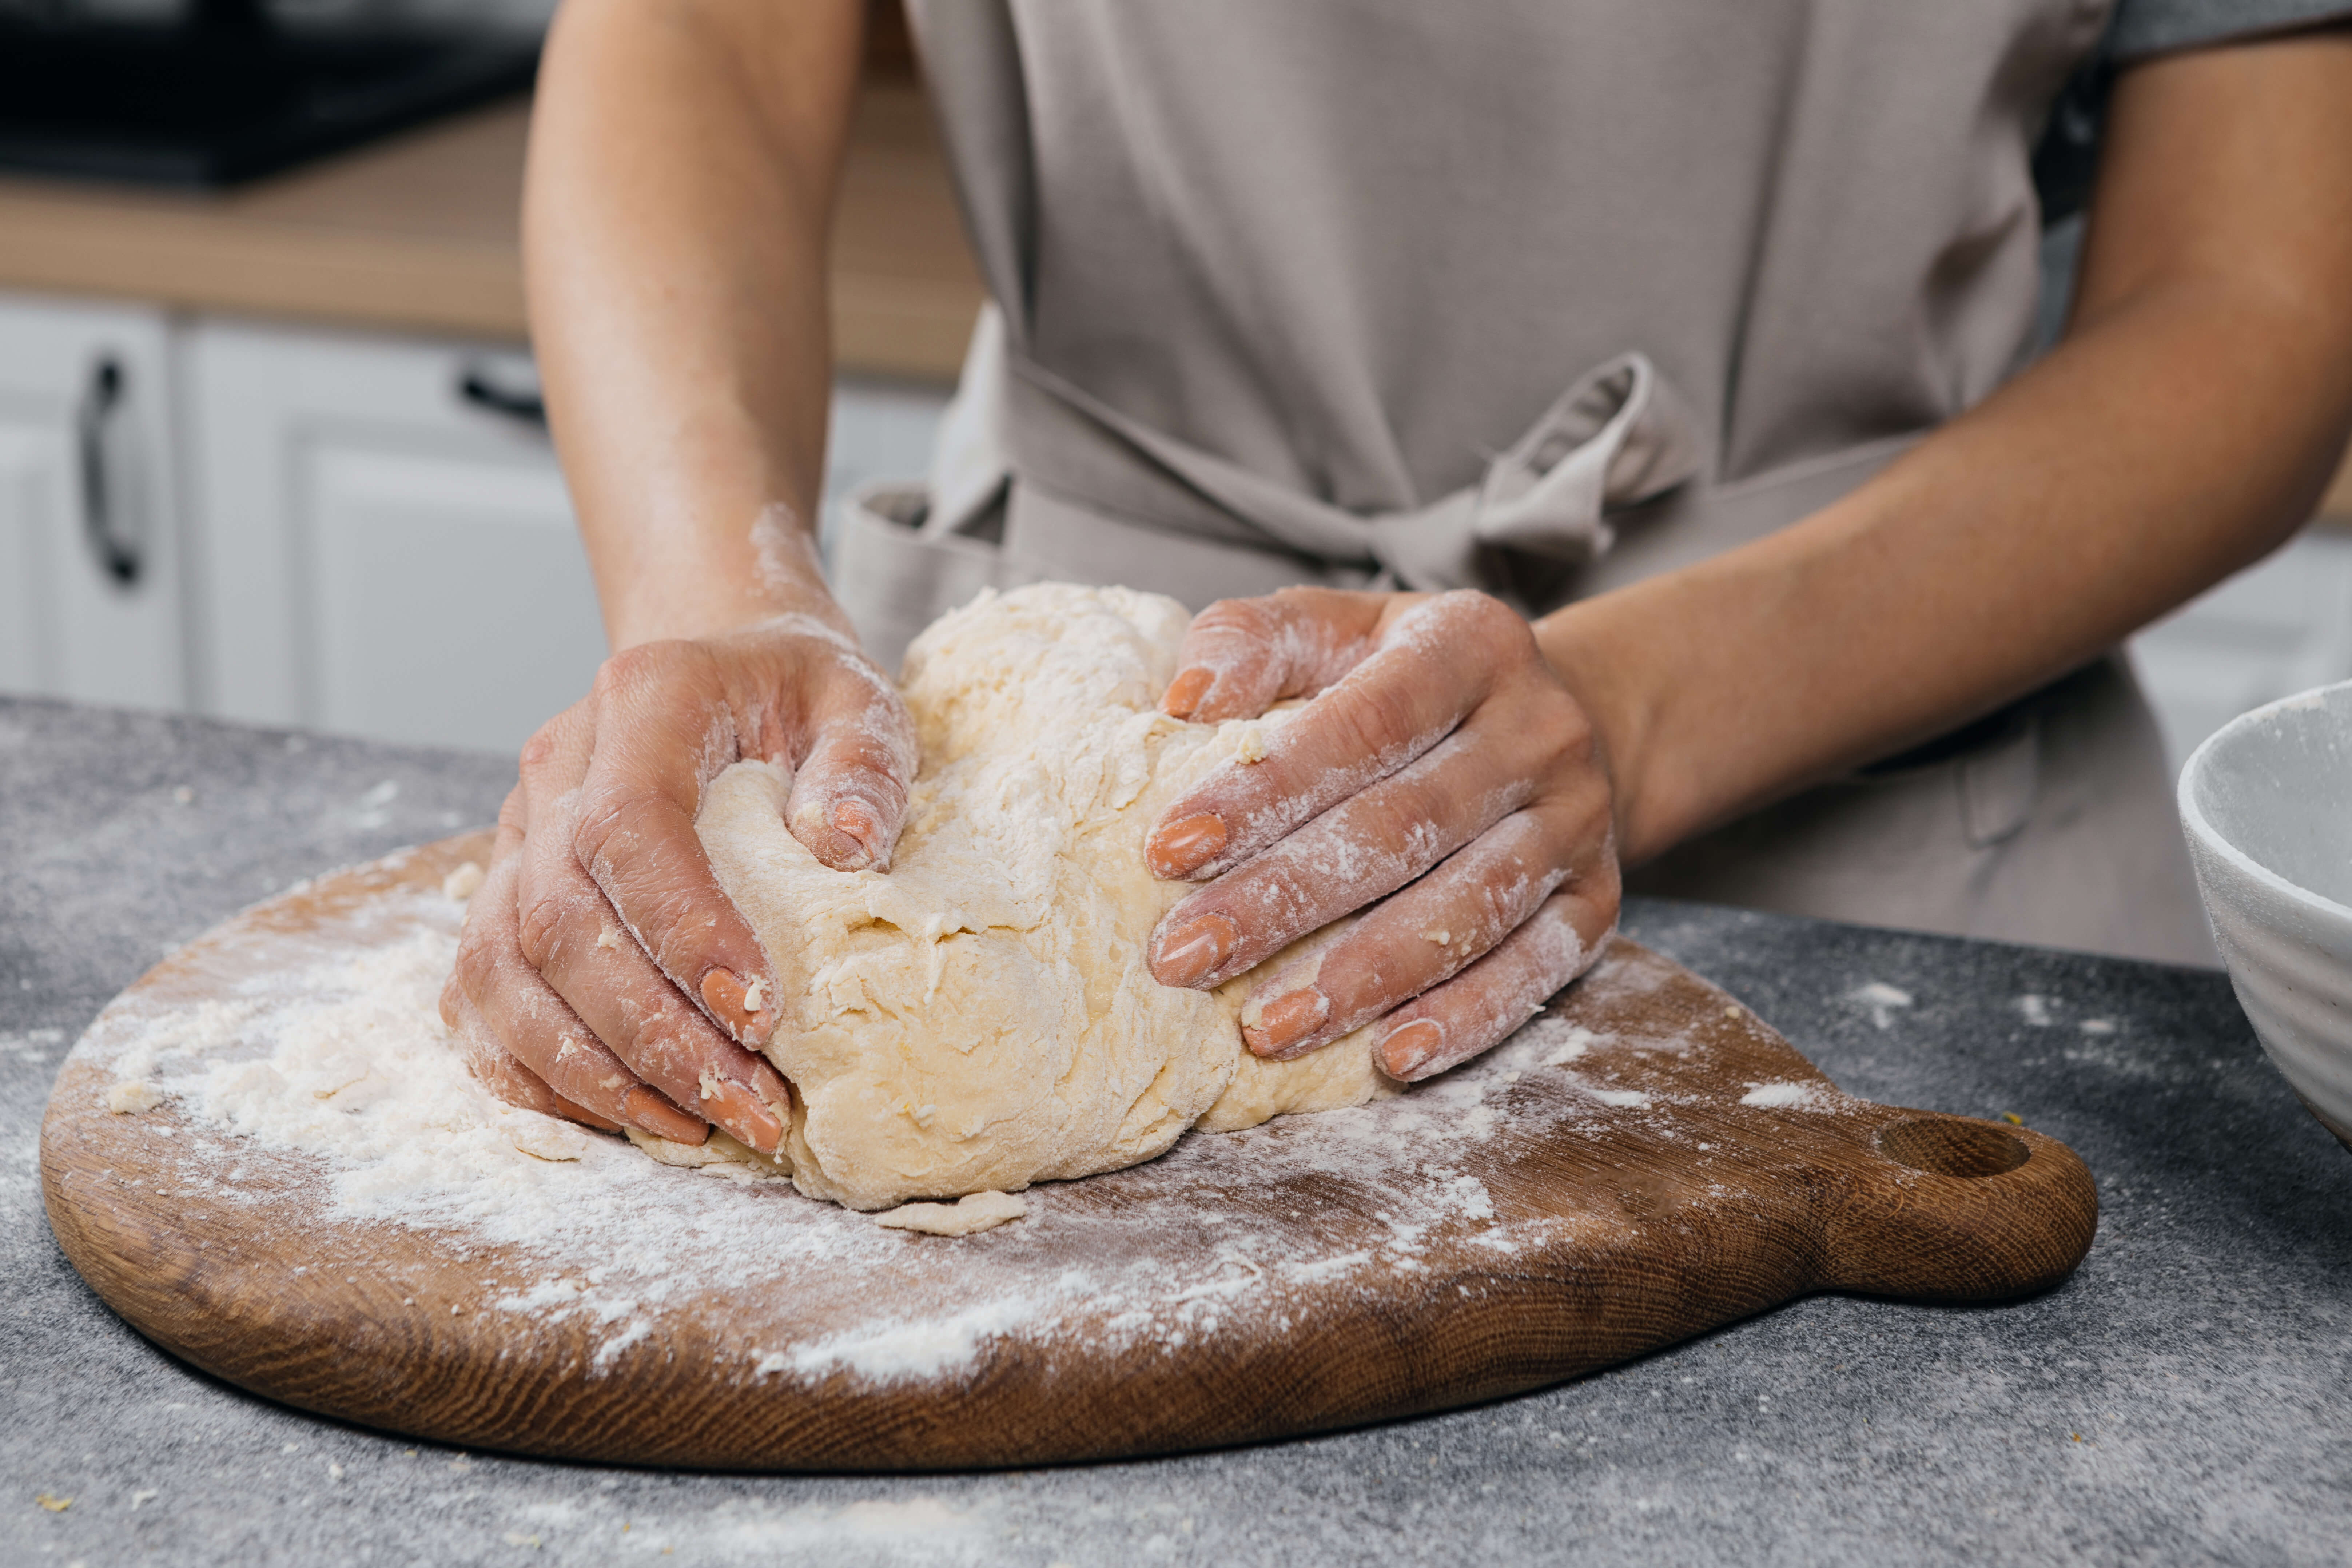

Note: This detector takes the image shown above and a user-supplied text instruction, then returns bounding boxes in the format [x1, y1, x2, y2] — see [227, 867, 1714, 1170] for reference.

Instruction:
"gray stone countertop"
[3, 695, 2347, 1568]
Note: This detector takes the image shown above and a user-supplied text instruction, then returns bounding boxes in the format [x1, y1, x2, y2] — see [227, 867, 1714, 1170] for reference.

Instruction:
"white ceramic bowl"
[2179, 680, 2352, 1151]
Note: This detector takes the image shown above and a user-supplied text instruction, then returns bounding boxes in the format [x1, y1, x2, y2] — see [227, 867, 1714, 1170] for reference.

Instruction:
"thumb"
[1161, 587, 1390, 724]
[781, 644, 919, 872]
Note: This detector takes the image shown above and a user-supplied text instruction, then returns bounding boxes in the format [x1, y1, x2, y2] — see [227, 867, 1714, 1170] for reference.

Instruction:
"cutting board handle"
[1816, 1113, 2099, 1302]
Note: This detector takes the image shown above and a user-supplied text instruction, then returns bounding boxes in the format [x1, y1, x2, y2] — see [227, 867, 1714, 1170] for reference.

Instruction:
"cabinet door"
[186, 321, 608, 754]
[0, 295, 185, 710]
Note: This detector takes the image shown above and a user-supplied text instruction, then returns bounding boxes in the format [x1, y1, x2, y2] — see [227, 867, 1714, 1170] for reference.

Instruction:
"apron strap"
[984, 321, 1704, 599]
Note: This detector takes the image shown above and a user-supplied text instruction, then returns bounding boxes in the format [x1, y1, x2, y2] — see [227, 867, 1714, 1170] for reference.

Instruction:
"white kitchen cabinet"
[181, 320, 949, 755]
[0, 295, 187, 711]
[2129, 527, 2352, 780]
[184, 319, 606, 754]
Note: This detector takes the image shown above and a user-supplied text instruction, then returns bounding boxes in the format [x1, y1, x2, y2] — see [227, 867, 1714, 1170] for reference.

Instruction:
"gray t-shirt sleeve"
[2035, 0, 2349, 222]
[2109, 0, 2352, 59]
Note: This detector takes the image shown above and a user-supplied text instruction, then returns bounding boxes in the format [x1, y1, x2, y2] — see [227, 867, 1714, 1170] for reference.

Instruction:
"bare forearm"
[524, 0, 863, 649]
[1542, 30, 2352, 864]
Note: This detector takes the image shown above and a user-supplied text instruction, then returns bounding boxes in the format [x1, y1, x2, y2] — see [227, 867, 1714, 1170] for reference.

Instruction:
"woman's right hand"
[438, 611, 917, 1154]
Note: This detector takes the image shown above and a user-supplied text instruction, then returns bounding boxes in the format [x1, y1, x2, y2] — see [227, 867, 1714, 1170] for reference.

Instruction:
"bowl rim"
[2178, 679, 2352, 928]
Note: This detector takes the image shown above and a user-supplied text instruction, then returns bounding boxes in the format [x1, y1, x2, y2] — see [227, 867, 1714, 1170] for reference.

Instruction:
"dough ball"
[695, 584, 1392, 1211]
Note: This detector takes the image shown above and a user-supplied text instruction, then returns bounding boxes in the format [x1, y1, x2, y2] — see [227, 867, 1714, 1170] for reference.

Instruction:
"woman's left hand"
[1145, 588, 1620, 1082]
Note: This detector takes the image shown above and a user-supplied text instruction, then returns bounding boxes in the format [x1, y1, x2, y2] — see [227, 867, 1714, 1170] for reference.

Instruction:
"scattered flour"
[1849, 981, 1914, 1030]
[1535, 1023, 1599, 1067]
[1740, 1081, 1823, 1110]
[776, 1298, 1043, 1385]
[2016, 994, 2054, 1027]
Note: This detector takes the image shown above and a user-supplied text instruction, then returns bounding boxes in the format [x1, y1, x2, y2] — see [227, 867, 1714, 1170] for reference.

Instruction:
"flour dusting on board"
[75, 877, 1815, 1392]
[1741, 1081, 1829, 1110]
[1849, 981, 1914, 1030]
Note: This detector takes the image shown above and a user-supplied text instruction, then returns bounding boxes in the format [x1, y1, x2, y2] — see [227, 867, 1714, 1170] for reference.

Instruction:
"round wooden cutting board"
[41, 835, 2098, 1470]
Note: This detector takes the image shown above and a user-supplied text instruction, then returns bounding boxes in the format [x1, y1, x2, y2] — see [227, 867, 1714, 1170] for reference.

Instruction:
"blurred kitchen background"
[3, 0, 2349, 769]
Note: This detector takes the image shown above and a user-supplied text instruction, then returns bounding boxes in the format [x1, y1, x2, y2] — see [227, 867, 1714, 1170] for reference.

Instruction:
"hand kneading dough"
[693, 584, 1394, 1211]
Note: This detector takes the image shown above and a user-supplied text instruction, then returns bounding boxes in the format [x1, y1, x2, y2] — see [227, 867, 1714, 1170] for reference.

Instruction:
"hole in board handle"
[1875, 1116, 2030, 1178]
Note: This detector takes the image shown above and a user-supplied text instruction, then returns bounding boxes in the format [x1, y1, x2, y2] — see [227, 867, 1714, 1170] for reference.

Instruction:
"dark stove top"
[0, 16, 539, 188]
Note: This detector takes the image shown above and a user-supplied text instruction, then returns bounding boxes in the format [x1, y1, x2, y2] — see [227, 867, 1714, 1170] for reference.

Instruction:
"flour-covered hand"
[1144, 589, 1617, 1082]
[440, 613, 916, 1150]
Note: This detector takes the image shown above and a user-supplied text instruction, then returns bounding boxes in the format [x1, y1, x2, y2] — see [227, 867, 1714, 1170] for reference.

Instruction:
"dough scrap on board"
[690, 584, 1393, 1211]
[873, 1190, 1028, 1236]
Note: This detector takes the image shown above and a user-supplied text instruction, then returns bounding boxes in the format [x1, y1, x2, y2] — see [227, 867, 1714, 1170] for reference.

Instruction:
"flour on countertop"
[1849, 981, 1914, 1030]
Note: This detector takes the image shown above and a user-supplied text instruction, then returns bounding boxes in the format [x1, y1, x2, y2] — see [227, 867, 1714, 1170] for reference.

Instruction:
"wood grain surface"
[40, 835, 2099, 1471]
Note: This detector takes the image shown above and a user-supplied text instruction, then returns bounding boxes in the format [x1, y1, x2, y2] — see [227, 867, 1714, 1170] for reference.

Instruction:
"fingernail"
[1163, 667, 1214, 718]
[625, 1086, 708, 1144]
[1149, 813, 1229, 877]
[1154, 912, 1238, 988]
[1244, 987, 1332, 1058]
[702, 968, 772, 1047]
[701, 1076, 785, 1155]
[1378, 1018, 1445, 1081]
[830, 799, 880, 869]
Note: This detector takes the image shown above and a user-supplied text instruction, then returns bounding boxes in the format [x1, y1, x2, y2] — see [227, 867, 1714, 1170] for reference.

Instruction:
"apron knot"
[1365, 352, 1702, 593]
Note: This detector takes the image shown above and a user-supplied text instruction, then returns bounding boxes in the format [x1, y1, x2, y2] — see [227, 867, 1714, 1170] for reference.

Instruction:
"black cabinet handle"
[77, 356, 142, 588]
[457, 364, 547, 425]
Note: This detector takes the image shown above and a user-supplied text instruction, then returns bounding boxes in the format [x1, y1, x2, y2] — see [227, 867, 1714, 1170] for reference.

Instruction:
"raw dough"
[106, 1079, 163, 1114]
[873, 1190, 1027, 1236]
[694, 584, 1392, 1211]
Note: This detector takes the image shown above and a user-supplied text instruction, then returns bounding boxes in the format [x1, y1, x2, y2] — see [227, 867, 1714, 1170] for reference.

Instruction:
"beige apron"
[835, 0, 2214, 966]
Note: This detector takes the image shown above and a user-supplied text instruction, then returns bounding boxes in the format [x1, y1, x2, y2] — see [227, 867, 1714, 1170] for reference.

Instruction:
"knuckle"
[513, 888, 572, 970]
[1430, 588, 1524, 663]
[1373, 774, 1451, 860]
[453, 933, 498, 996]
[1528, 689, 1596, 772]
[594, 640, 698, 707]
[1468, 594, 1524, 658]
[517, 726, 561, 774]
[1340, 676, 1425, 759]
[517, 701, 590, 774]
[568, 787, 636, 872]
[1189, 596, 1259, 633]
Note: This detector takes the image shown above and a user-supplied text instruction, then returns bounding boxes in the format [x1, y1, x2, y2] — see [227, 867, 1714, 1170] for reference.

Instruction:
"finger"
[1159, 587, 1390, 723]
[1148, 592, 1514, 880]
[781, 640, 919, 872]
[514, 776, 790, 1154]
[1377, 891, 1617, 1083]
[1147, 695, 1569, 988]
[441, 782, 527, 1029]
[457, 852, 710, 1143]
[444, 984, 625, 1134]
[566, 641, 780, 1047]
[1242, 801, 1590, 1059]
